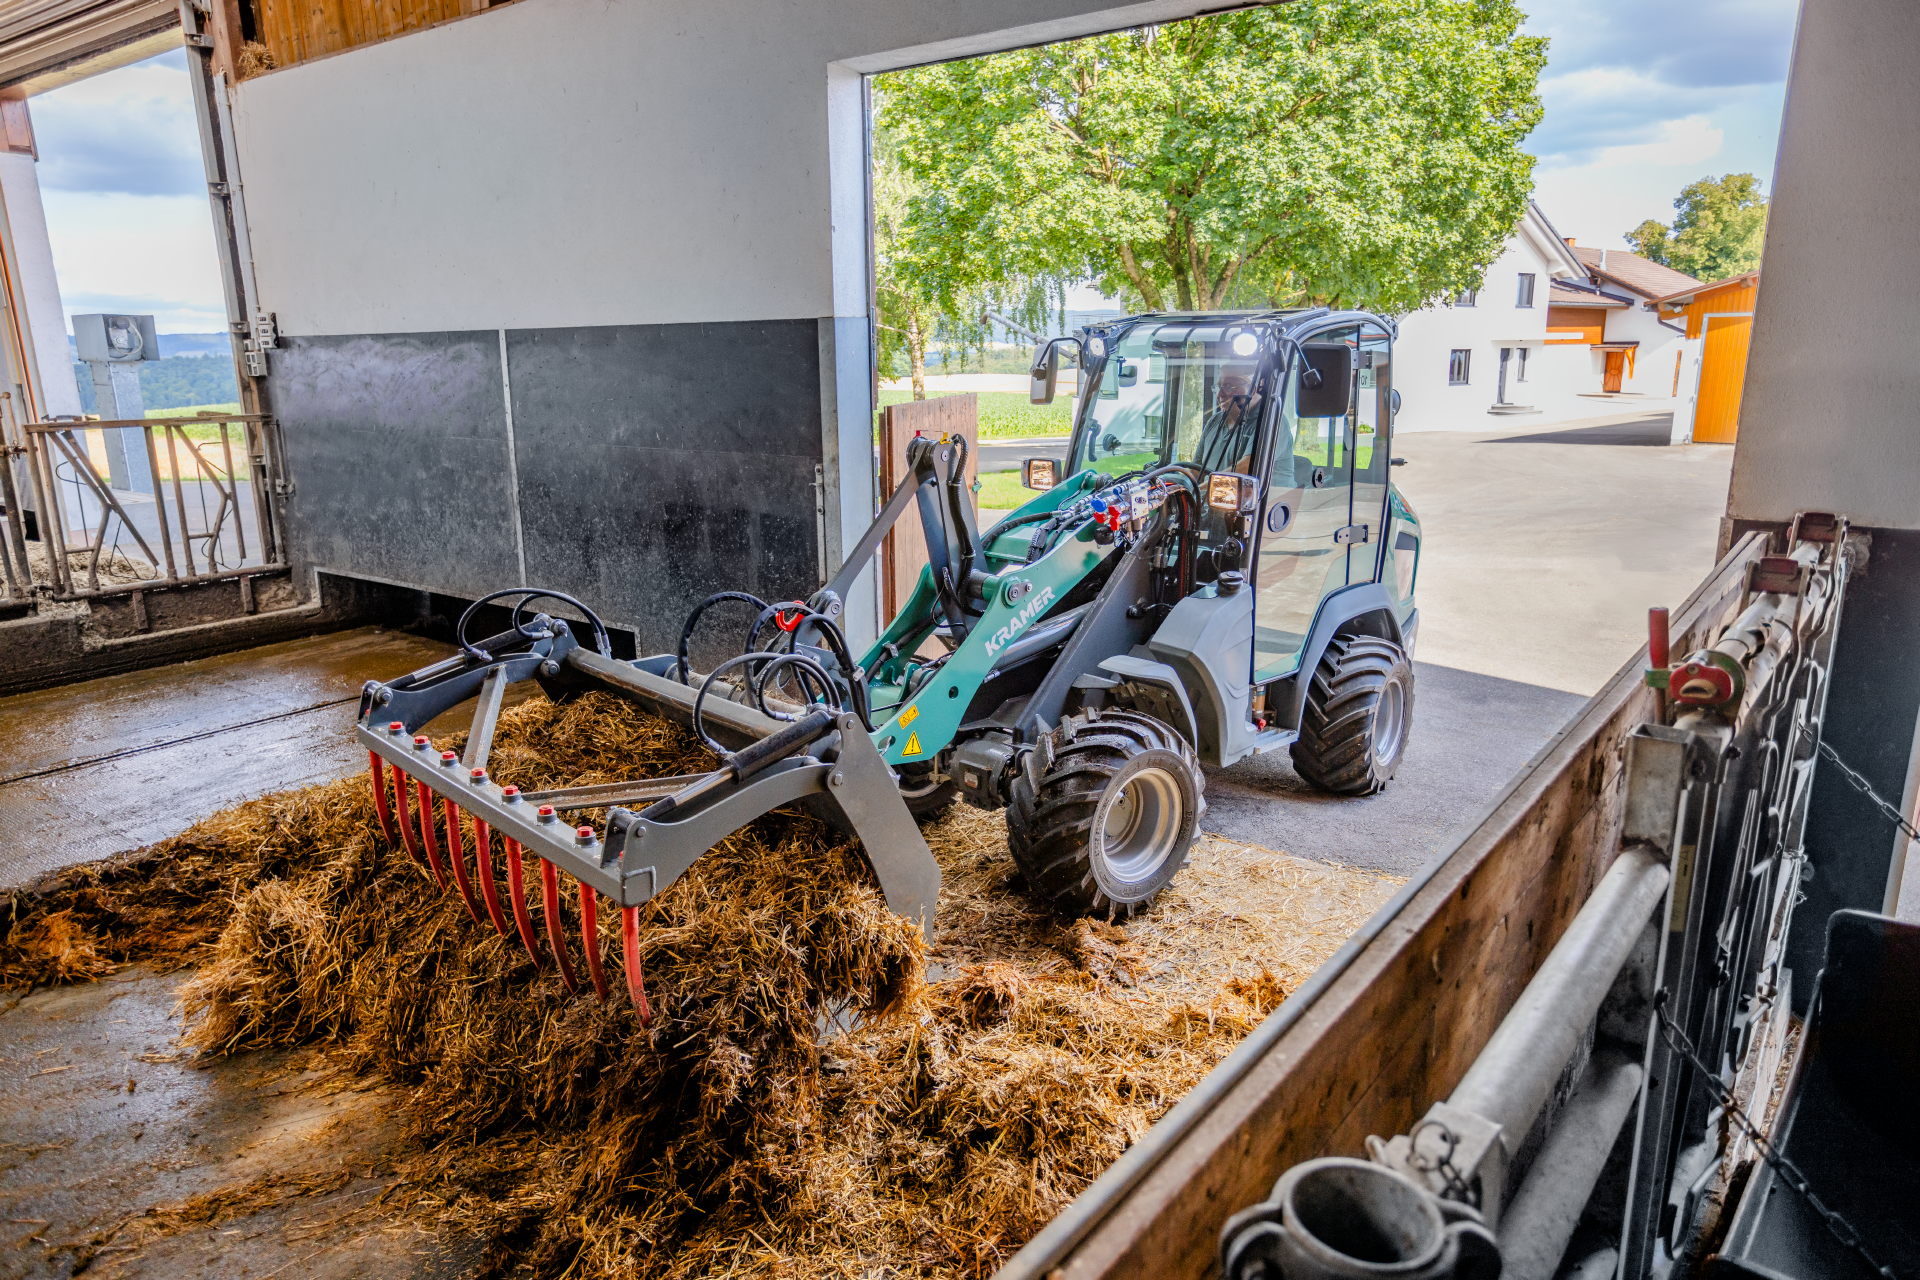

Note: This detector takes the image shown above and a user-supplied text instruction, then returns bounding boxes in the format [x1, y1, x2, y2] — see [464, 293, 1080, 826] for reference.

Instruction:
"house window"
[1455, 289, 1477, 307]
[1517, 347, 1529, 382]
[1516, 273, 1536, 308]
[1448, 349, 1471, 385]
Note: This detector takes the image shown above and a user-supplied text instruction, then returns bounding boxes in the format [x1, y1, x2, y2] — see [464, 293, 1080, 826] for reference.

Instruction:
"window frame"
[1454, 288, 1478, 307]
[1516, 273, 1537, 308]
[1448, 348, 1471, 386]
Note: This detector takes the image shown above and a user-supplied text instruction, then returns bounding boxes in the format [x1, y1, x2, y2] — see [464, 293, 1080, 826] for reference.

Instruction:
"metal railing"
[0, 395, 285, 601]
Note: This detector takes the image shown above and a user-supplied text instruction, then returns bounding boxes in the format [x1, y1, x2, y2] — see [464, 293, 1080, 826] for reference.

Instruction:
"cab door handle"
[1334, 524, 1369, 546]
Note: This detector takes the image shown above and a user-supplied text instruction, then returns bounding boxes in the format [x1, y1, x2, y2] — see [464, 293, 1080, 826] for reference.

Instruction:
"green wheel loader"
[357, 308, 1421, 1009]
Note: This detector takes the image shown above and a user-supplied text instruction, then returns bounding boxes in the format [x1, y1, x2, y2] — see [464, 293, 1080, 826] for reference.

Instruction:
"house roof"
[1549, 279, 1631, 308]
[1571, 246, 1701, 300]
[1526, 203, 1594, 278]
[1650, 270, 1762, 308]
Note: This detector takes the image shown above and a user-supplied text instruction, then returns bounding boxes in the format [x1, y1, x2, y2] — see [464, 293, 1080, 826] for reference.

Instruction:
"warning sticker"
[899, 704, 920, 728]
[904, 732, 923, 757]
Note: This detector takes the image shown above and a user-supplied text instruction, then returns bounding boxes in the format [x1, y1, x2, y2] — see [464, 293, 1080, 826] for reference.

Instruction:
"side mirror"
[1030, 341, 1059, 404]
[1023, 458, 1057, 490]
[1391, 387, 1402, 417]
[1297, 343, 1353, 419]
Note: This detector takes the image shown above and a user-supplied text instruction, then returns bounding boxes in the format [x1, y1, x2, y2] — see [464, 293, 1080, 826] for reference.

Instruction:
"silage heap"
[0, 691, 1396, 1277]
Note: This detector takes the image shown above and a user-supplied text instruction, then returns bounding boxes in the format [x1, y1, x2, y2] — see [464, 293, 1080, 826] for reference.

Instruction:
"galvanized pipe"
[1448, 847, 1669, 1153]
[1497, 1049, 1644, 1280]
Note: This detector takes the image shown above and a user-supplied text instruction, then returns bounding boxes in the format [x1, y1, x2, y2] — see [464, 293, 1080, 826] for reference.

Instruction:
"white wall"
[0, 151, 82, 417]
[228, 0, 1221, 339]
[1729, 0, 1920, 531]
[1393, 219, 1562, 432]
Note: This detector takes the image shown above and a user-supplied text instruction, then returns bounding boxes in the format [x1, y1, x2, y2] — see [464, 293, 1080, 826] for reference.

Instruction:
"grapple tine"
[442, 795, 484, 925]
[539, 858, 580, 996]
[621, 905, 653, 1026]
[413, 776, 449, 887]
[368, 752, 399, 846]
[579, 884, 611, 1003]
[503, 837, 542, 966]
[472, 815, 513, 937]
[390, 766, 434, 879]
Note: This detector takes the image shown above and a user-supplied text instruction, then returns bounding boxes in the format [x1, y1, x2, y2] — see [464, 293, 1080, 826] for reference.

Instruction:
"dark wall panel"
[505, 320, 821, 653]
[275, 332, 517, 601]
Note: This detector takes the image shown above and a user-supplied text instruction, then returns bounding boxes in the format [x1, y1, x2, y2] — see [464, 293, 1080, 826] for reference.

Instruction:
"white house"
[1392, 202, 1699, 431]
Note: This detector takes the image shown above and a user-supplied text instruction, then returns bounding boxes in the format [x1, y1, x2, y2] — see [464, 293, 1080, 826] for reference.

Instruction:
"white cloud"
[42, 190, 228, 332]
[1584, 116, 1726, 171]
[31, 50, 205, 197]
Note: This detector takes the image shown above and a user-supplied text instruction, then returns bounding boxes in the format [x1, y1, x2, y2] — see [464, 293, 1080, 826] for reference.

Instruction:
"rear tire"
[1007, 710, 1205, 919]
[898, 764, 957, 821]
[1290, 634, 1413, 795]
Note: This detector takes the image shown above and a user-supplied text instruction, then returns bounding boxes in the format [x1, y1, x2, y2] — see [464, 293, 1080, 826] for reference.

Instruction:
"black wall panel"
[274, 331, 518, 601]
[272, 320, 823, 656]
[505, 320, 821, 652]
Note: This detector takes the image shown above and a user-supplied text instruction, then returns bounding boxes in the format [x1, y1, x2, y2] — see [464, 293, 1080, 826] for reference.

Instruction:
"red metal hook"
[441, 797, 484, 926]
[503, 838, 543, 967]
[369, 753, 399, 847]
[621, 905, 653, 1027]
[579, 884, 611, 1003]
[538, 859, 580, 996]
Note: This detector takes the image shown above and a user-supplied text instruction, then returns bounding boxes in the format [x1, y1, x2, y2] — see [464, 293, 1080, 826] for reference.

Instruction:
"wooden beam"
[1022, 532, 1770, 1280]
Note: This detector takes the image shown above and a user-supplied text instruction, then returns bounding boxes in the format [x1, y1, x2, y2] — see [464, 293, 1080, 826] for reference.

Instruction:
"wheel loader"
[356, 308, 1422, 1013]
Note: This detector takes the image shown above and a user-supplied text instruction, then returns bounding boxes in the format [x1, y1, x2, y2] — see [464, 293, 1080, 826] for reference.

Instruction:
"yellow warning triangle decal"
[904, 732, 923, 757]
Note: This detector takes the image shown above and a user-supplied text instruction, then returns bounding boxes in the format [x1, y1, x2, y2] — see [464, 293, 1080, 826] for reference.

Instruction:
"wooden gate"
[877, 394, 978, 623]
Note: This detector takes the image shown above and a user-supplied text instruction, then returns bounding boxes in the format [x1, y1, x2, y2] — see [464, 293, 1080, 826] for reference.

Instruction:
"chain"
[1818, 740, 1920, 843]
[1650, 990, 1901, 1278]
[1406, 1118, 1479, 1208]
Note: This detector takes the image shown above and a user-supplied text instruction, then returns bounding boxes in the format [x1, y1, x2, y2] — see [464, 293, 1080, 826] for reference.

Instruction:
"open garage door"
[0, 0, 179, 95]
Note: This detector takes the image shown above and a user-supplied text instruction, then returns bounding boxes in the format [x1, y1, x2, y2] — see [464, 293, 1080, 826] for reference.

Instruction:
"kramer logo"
[982, 585, 1056, 658]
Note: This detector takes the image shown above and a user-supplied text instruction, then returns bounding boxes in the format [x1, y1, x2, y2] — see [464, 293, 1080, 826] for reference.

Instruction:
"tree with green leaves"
[1626, 173, 1768, 283]
[874, 130, 1064, 399]
[878, 0, 1545, 317]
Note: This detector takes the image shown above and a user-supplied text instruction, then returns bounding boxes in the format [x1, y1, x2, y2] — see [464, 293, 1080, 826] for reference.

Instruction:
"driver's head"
[1216, 373, 1252, 412]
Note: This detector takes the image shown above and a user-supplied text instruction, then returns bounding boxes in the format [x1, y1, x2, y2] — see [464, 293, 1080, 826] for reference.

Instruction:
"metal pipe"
[1449, 847, 1669, 1149]
[1498, 1050, 1644, 1280]
[48, 561, 287, 601]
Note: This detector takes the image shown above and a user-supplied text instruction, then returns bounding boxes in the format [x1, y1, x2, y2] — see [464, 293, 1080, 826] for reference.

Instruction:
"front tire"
[1007, 710, 1205, 919]
[1290, 634, 1414, 795]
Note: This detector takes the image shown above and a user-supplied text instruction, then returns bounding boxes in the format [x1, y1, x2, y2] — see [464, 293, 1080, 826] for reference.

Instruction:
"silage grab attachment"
[357, 590, 940, 1023]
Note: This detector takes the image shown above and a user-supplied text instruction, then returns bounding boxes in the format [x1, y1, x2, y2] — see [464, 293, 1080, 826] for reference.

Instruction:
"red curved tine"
[391, 769, 435, 879]
[621, 906, 653, 1027]
[414, 778, 450, 887]
[369, 753, 399, 845]
[539, 859, 580, 996]
[579, 884, 611, 1002]
[471, 819, 513, 937]
[442, 796, 484, 925]
[503, 838, 542, 966]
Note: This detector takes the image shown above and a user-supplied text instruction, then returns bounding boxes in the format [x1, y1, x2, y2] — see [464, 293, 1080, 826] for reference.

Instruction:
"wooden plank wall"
[250, 0, 481, 72]
[1040, 532, 1771, 1279]
[877, 395, 978, 623]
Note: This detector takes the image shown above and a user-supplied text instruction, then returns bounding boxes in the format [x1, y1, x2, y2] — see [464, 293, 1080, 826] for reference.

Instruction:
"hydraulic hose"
[457, 587, 612, 662]
[675, 591, 771, 684]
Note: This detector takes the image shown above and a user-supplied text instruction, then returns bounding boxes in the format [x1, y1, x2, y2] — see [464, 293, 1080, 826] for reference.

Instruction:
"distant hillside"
[72, 353, 239, 413]
[65, 331, 233, 359]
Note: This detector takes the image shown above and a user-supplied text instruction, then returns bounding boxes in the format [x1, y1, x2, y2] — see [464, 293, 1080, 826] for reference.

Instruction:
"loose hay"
[0, 692, 1400, 1277]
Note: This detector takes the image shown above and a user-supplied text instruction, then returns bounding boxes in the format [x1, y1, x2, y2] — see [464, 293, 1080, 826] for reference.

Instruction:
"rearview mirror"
[1030, 339, 1062, 404]
[1023, 458, 1057, 490]
[1297, 343, 1353, 419]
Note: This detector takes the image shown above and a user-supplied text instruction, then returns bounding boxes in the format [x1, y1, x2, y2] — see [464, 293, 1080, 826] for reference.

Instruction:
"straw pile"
[0, 692, 1399, 1277]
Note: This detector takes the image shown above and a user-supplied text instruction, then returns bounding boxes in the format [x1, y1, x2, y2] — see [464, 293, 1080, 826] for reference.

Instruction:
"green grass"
[878, 390, 1073, 440]
[976, 470, 1037, 511]
[144, 403, 247, 443]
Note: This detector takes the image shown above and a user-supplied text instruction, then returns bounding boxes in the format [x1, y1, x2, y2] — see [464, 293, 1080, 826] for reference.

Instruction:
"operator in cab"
[1193, 371, 1260, 476]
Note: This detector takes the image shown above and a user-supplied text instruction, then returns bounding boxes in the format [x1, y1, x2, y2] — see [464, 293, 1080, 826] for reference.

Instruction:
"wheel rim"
[1373, 678, 1406, 765]
[1098, 767, 1183, 886]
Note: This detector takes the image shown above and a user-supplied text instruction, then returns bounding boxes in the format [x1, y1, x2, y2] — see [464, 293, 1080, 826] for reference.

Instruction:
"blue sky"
[32, 3, 1801, 330]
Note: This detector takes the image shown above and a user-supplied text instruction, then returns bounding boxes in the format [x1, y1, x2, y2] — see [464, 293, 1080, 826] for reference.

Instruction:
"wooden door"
[877, 394, 979, 622]
[1692, 316, 1753, 444]
[1602, 350, 1625, 393]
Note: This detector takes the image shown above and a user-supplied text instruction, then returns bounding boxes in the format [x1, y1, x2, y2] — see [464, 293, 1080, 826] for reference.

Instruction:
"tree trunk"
[907, 309, 928, 400]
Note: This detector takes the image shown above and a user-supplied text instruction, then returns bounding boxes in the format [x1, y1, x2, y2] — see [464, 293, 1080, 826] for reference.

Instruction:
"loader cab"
[1061, 308, 1420, 701]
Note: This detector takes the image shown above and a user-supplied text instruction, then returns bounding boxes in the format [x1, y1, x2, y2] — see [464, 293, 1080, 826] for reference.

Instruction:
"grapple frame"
[357, 622, 940, 1015]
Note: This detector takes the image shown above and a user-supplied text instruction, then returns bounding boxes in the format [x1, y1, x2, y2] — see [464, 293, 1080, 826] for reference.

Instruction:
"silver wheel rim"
[1098, 766, 1183, 886]
[1374, 678, 1406, 765]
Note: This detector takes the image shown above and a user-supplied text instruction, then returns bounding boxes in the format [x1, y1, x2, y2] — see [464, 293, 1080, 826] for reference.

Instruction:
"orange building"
[1652, 271, 1761, 444]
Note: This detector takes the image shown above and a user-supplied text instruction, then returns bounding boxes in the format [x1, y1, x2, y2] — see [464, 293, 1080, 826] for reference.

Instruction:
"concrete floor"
[0, 627, 486, 892]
